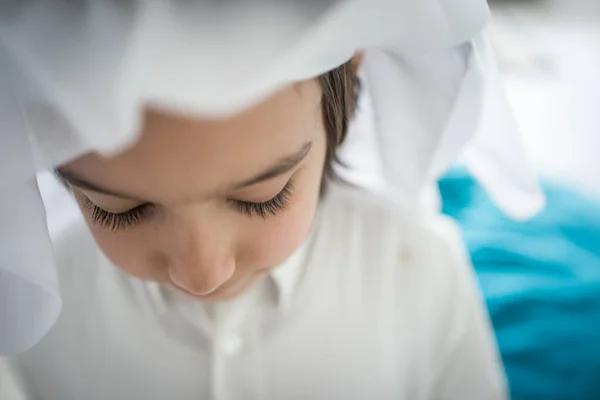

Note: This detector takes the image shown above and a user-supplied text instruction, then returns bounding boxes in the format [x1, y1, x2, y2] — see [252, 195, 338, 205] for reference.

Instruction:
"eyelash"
[228, 182, 293, 219]
[83, 198, 151, 232]
[84, 182, 293, 231]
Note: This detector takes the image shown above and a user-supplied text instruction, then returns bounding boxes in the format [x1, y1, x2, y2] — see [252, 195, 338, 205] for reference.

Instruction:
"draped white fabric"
[0, 0, 544, 355]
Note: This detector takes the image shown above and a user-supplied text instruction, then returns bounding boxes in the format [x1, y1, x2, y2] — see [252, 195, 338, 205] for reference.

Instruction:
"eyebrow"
[56, 141, 313, 202]
[233, 142, 312, 189]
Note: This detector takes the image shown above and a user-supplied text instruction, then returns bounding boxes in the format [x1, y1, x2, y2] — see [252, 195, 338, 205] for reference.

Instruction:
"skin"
[59, 79, 327, 302]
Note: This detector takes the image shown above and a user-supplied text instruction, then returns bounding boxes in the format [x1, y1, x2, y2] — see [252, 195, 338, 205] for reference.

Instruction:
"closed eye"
[83, 198, 152, 231]
[83, 181, 294, 231]
[228, 181, 293, 218]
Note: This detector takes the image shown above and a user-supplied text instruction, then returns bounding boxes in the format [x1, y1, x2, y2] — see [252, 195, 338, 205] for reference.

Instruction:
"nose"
[166, 220, 236, 296]
[169, 258, 235, 296]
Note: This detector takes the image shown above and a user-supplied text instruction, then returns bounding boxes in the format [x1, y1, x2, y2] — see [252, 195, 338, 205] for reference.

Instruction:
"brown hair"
[317, 60, 359, 186]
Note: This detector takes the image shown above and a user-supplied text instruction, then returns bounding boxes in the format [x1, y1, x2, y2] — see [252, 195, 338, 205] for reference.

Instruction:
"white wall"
[491, 0, 600, 195]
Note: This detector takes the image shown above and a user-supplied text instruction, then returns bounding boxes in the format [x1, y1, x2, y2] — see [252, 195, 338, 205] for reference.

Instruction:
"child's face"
[59, 80, 326, 301]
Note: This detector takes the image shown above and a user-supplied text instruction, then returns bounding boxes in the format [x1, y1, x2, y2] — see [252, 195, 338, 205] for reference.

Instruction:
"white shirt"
[1, 183, 507, 400]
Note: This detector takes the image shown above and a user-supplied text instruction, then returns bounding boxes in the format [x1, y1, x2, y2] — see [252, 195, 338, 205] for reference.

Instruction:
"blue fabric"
[439, 169, 600, 400]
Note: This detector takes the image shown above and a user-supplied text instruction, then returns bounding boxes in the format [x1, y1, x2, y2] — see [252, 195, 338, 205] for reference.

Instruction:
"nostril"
[167, 262, 235, 296]
[168, 270, 213, 295]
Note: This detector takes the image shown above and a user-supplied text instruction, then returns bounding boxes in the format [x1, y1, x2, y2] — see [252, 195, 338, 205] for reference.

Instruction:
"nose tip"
[168, 261, 235, 296]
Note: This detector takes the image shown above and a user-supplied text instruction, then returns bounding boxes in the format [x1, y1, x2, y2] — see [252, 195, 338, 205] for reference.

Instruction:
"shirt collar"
[268, 237, 310, 313]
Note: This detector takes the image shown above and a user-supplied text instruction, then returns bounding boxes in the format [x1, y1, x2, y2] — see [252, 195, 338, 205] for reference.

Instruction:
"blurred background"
[440, 0, 600, 398]
[490, 0, 599, 192]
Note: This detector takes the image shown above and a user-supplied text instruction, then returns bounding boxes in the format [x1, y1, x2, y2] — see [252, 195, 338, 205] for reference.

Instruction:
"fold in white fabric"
[0, 0, 544, 355]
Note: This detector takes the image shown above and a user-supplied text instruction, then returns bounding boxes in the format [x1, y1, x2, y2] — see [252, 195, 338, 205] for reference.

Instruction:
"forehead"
[62, 80, 322, 203]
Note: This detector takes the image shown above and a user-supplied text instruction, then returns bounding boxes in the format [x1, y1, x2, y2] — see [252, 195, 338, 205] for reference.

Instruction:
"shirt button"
[398, 246, 413, 265]
[217, 335, 243, 357]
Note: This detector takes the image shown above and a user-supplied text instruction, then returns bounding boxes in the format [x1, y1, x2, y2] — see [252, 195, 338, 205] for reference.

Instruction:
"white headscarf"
[0, 0, 544, 355]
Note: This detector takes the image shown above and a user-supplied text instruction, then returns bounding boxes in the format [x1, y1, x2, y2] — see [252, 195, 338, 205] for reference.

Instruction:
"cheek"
[76, 200, 162, 281]
[95, 232, 160, 280]
[237, 156, 325, 272]
[239, 185, 319, 272]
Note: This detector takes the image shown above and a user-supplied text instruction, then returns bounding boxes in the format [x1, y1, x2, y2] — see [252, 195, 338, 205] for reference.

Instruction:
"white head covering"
[0, 0, 544, 355]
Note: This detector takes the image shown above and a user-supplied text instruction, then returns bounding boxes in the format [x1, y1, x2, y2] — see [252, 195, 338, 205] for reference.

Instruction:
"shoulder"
[311, 183, 487, 350]
[320, 182, 468, 268]
[4, 219, 105, 394]
[315, 182, 476, 308]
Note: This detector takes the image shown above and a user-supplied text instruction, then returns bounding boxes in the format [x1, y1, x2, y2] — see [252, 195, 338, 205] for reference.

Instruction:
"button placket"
[217, 334, 243, 357]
